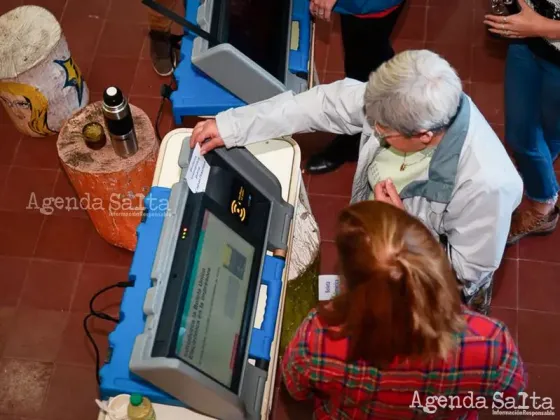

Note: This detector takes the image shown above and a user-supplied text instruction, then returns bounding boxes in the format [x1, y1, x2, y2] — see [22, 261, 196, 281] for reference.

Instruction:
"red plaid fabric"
[282, 307, 526, 419]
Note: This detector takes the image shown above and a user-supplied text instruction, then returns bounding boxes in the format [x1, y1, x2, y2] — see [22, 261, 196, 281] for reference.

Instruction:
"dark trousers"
[327, 4, 405, 159]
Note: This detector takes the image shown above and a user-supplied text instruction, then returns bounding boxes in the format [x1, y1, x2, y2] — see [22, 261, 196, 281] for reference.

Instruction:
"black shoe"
[305, 134, 360, 175]
[149, 30, 179, 77]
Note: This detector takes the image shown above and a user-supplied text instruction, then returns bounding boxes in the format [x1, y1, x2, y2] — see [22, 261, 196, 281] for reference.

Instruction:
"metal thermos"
[102, 86, 138, 158]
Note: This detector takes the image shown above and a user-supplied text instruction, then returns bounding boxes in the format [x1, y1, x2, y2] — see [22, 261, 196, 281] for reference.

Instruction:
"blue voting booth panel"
[171, 0, 311, 123]
[288, 0, 312, 76]
[100, 187, 285, 405]
[249, 257, 284, 362]
[99, 187, 177, 405]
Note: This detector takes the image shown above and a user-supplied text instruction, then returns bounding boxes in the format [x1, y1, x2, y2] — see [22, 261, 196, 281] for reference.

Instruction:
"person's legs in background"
[148, 0, 179, 76]
[306, 3, 405, 175]
[540, 56, 560, 181]
[505, 42, 560, 245]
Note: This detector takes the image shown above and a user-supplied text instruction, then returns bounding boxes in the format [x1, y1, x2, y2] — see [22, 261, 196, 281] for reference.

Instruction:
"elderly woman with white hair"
[190, 50, 523, 315]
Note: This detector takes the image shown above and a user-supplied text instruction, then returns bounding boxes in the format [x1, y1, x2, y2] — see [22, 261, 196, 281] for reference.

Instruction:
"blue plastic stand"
[99, 187, 176, 405]
[288, 0, 312, 77]
[249, 256, 284, 362]
[171, 0, 311, 123]
[100, 187, 286, 406]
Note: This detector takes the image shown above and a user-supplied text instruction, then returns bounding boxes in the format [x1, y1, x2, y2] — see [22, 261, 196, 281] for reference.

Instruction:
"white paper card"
[185, 144, 210, 193]
[318, 275, 340, 301]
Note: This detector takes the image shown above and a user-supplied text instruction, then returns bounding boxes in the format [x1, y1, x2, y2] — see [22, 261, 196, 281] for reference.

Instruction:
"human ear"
[418, 131, 434, 145]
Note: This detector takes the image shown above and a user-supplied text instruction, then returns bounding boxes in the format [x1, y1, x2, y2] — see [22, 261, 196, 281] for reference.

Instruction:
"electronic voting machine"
[142, 0, 312, 120]
[99, 138, 294, 420]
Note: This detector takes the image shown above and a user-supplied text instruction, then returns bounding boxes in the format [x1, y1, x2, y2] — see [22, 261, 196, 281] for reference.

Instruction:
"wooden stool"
[0, 5, 89, 137]
[280, 183, 321, 352]
[57, 102, 159, 251]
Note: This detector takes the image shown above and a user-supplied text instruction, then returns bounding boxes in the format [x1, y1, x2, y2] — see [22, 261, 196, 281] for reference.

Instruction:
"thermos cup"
[102, 86, 138, 158]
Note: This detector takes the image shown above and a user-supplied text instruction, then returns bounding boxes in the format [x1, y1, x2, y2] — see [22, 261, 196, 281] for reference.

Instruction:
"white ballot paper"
[319, 275, 340, 301]
[185, 143, 210, 193]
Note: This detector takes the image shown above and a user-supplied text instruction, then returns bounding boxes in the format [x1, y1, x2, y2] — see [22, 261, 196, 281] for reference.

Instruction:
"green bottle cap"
[130, 394, 143, 406]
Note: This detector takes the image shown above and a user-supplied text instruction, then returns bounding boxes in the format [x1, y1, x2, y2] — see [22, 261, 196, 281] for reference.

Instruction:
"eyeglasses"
[372, 123, 401, 148]
[373, 122, 448, 147]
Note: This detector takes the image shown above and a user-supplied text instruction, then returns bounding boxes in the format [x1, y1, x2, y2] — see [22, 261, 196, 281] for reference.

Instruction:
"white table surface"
[98, 128, 301, 420]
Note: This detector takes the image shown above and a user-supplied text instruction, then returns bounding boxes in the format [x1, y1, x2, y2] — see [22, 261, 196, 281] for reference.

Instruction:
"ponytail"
[317, 201, 464, 368]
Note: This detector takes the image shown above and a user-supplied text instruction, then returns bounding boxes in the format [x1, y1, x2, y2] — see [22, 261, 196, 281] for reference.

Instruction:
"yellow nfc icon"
[230, 199, 246, 222]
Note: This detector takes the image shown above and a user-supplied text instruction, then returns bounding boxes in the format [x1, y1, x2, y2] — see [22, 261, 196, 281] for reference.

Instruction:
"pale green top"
[368, 147, 435, 199]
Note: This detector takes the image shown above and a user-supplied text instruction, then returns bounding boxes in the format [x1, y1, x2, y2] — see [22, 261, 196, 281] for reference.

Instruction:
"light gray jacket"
[215, 79, 523, 295]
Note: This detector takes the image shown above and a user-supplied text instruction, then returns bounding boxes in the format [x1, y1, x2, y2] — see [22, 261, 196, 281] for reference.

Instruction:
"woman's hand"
[309, 0, 337, 22]
[373, 179, 404, 210]
[484, 0, 548, 38]
[190, 119, 225, 155]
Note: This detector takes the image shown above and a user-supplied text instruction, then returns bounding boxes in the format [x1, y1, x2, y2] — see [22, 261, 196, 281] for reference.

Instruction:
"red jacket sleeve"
[281, 311, 316, 401]
[493, 323, 527, 397]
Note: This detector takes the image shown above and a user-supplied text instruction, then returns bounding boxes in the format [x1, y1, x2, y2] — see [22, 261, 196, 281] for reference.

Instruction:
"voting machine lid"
[142, 0, 311, 119]
[129, 138, 294, 420]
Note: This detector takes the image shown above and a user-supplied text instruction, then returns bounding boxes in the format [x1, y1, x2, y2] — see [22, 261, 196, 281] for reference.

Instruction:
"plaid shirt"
[282, 307, 526, 419]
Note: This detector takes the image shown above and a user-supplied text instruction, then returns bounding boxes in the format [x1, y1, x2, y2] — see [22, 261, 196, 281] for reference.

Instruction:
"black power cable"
[155, 83, 174, 143]
[83, 313, 106, 386]
[154, 35, 181, 143]
[83, 281, 134, 385]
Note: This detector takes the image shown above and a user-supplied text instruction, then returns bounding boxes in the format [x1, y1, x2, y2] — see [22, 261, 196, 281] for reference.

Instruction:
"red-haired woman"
[282, 201, 526, 419]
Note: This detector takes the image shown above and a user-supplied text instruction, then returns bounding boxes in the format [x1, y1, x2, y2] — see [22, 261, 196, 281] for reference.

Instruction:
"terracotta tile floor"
[0, 0, 559, 419]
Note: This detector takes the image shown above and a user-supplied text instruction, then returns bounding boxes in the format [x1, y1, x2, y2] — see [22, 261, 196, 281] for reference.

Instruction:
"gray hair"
[364, 50, 462, 137]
